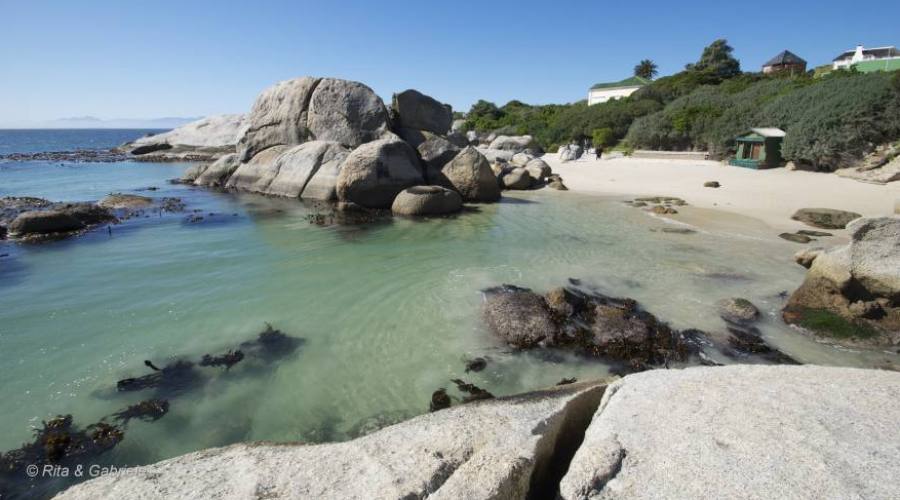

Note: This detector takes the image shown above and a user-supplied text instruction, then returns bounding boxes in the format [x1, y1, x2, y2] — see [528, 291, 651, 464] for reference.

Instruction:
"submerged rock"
[482, 285, 558, 348]
[98, 193, 153, 210]
[8, 203, 115, 238]
[780, 232, 814, 243]
[717, 298, 760, 325]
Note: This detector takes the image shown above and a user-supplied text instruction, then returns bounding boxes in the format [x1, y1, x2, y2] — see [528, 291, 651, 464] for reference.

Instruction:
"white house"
[832, 45, 900, 70]
[587, 76, 649, 106]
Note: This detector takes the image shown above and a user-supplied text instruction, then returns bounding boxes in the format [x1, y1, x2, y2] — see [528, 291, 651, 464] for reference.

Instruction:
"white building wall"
[587, 86, 642, 106]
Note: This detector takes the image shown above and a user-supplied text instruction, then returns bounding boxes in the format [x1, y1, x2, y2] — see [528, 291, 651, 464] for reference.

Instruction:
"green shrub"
[592, 128, 616, 148]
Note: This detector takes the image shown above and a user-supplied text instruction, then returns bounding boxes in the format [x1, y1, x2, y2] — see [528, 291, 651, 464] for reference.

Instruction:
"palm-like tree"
[634, 59, 658, 80]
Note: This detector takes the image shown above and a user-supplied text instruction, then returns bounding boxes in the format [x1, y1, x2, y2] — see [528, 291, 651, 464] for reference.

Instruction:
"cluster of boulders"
[0, 194, 183, 240]
[481, 281, 795, 373]
[784, 216, 900, 348]
[164, 77, 568, 217]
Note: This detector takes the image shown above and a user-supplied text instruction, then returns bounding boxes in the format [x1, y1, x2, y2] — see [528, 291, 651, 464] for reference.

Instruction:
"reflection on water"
[0, 160, 897, 496]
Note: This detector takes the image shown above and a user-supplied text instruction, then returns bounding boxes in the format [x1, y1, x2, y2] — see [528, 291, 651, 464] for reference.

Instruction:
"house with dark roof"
[833, 45, 900, 73]
[762, 51, 807, 75]
[587, 76, 649, 106]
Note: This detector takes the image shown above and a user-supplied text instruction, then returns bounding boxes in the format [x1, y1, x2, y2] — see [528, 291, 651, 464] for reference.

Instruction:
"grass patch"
[796, 308, 879, 339]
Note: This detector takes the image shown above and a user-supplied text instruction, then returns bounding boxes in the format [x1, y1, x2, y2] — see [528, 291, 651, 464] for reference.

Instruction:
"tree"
[634, 59, 658, 80]
[686, 39, 741, 79]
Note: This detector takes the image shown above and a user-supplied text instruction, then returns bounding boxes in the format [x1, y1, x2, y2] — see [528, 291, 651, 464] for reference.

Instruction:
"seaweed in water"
[111, 399, 170, 424]
[0, 415, 124, 479]
[429, 388, 451, 412]
[464, 357, 488, 373]
[199, 350, 245, 370]
[239, 323, 304, 362]
[451, 379, 495, 403]
[116, 359, 200, 395]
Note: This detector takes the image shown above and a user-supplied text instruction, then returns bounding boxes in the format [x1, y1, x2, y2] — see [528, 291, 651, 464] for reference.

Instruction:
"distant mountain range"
[0, 116, 202, 129]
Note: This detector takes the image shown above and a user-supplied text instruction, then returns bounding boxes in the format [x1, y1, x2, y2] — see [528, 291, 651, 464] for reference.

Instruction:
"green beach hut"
[729, 128, 786, 169]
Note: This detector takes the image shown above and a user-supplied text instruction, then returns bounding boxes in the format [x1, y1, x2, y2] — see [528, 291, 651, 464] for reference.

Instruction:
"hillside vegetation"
[464, 40, 900, 170]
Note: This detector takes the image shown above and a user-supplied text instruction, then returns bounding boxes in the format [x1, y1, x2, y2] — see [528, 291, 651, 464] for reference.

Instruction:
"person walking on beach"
[595, 145, 603, 160]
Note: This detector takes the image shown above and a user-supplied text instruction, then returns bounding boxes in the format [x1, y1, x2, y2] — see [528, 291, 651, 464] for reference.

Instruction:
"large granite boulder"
[433, 147, 501, 202]
[524, 158, 552, 181]
[391, 186, 462, 216]
[194, 153, 241, 187]
[488, 135, 535, 153]
[266, 142, 351, 198]
[123, 114, 247, 161]
[392, 89, 452, 135]
[502, 168, 533, 190]
[237, 77, 321, 162]
[791, 208, 862, 230]
[336, 139, 424, 208]
[451, 119, 467, 132]
[57, 381, 607, 500]
[559, 365, 900, 500]
[417, 134, 461, 175]
[225, 145, 290, 193]
[482, 285, 558, 348]
[307, 78, 391, 147]
[237, 77, 390, 163]
[783, 217, 900, 347]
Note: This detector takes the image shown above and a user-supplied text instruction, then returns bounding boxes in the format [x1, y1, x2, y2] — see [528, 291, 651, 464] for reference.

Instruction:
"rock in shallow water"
[391, 185, 462, 216]
[336, 138, 424, 209]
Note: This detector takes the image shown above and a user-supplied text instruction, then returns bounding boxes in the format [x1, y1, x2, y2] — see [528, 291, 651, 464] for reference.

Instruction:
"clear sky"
[2, 0, 899, 125]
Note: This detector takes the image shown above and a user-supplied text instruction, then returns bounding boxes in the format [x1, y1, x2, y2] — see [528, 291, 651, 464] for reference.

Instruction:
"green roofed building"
[588, 76, 649, 106]
[729, 128, 786, 169]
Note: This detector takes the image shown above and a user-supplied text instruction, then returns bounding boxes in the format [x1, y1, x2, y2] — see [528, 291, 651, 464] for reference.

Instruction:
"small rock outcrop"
[558, 144, 583, 162]
[783, 217, 900, 347]
[193, 153, 241, 187]
[791, 208, 862, 230]
[391, 89, 452, 135]
[7, 203, 115, 238]
[336, 138, 424, 208]
[122, 114, 247, 161]
[391, 186, 462, 216]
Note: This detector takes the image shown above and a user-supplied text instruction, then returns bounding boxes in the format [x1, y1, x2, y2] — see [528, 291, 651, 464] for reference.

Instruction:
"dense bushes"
[626, 71, 900, 169]
[463, 38, 900, 169]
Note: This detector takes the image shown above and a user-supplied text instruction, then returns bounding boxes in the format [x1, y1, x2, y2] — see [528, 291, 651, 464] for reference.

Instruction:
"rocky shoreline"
[55, 365, 900, 500]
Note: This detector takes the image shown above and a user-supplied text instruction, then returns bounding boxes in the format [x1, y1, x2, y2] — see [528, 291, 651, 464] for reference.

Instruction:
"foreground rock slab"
[560, 365, 900, 500]
[56, 381, 607, 500]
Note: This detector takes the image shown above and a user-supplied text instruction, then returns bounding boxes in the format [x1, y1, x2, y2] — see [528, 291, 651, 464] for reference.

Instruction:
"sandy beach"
[547, 154, 900, 233]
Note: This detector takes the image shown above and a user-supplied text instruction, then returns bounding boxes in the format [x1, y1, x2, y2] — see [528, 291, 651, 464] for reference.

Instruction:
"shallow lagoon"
[1, 160, 896, 494]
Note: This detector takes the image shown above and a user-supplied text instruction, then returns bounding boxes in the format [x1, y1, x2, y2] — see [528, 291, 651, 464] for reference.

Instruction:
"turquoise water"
[1, 159, 896, 496]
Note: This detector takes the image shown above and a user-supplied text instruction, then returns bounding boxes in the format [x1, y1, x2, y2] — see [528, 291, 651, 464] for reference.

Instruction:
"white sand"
[546, 154, 900, 232]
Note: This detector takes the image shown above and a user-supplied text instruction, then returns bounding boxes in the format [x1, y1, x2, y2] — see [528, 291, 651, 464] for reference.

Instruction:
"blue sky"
[2, 0, 899, 124]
